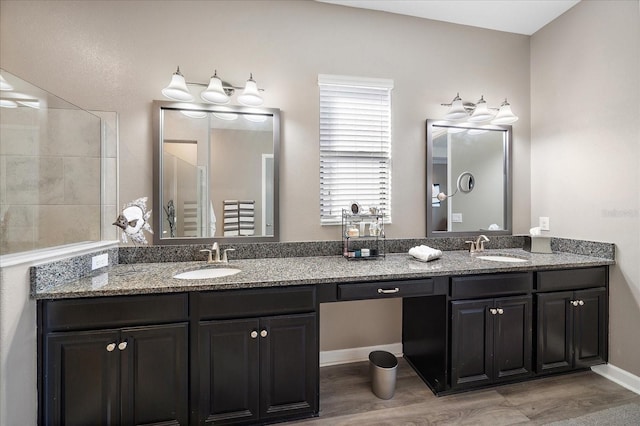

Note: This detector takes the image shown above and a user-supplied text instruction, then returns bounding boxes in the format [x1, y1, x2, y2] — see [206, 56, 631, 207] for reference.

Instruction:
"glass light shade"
[0, 75, 13, 91]
[468, 97, 495, 122]
[491, 101, 519, 124]
[237, 75, 263, 106]
[181, 110, 207, 119]
[0, 99, 18, 108]
[443, 97, 468, 120]
[161, 70, 193, 102]
[244, 114, 268, 123]
[467, 128, 490, 135]
[200, 74, 230, 104]
[212, 106, 238, 121]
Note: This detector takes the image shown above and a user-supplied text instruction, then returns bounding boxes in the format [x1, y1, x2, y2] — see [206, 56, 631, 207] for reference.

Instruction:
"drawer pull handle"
[118, 341, 127, 351]
[378, 288, 400, 294]
[106, 343, 116, 352]
[260, 329, 268, 338]
[497, 308, 504, 315]
[490, 308, 498, 315]
[250, 331, 258, 339]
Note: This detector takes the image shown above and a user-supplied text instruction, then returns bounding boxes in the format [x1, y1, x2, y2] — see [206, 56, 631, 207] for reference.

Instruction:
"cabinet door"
[259, 313, 318, 421]
[536, 291, 573, 374]
[121, 323, 189, 426]
[573, 288, 607, 368]
[494, 296, 532, 382]
[44, 329, 120, 426]
[450, 299, 493, 389]
[199, 319, 260, 425]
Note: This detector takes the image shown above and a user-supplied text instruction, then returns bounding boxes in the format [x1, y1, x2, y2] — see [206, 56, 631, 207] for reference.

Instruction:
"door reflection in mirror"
[153, 101, 280, 244]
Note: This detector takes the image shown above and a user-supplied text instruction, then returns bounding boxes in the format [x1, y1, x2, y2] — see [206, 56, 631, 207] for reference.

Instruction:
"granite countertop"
[34, 248, 614, 300]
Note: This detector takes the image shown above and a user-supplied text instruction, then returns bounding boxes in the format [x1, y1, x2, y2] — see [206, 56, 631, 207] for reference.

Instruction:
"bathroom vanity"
[34, 248, 612, 425]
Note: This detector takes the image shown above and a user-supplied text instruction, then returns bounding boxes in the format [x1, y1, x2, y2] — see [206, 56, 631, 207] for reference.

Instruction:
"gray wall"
[530, 0, 640, 376]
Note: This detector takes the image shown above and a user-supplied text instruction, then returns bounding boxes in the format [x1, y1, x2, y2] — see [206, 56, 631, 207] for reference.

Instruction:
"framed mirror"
[153, 100, 279, 244]
[426, 119, 512, 237]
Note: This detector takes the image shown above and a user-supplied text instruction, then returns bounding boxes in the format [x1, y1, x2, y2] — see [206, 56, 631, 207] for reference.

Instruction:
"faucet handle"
[212, 242, 219, 250]
[199, 249, 213, 264]
[222, 248, 236, 263]
[465, 241, 477, 253]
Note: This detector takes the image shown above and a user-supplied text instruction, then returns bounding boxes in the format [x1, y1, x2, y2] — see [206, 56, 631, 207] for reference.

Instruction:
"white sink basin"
[173, 268, 241, 280]
[476, 255, 528, 263]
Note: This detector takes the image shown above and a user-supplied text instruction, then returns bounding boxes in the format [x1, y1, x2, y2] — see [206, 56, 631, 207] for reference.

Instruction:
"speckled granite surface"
[33, 248, 614, 300]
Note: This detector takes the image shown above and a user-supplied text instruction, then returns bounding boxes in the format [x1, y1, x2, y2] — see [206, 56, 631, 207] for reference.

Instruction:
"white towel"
[408, 245, 443, 262]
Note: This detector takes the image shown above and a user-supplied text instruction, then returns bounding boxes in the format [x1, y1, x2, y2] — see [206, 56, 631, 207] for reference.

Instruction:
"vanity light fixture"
[442, 93, 518, 125]
[162, 66, 264, 107]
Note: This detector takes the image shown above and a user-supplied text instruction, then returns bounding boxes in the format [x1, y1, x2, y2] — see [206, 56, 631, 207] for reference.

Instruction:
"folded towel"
[408, 245, 443, 262]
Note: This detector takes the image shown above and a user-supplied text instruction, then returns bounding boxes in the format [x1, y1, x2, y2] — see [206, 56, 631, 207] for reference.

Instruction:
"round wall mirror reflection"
[457, 171, 475, 193]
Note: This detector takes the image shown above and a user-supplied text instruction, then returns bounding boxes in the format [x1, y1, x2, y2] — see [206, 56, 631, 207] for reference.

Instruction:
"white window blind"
[318, 74, 393, 225]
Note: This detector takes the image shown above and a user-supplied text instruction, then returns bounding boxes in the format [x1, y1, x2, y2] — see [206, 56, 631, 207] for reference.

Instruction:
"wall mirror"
[426, 119, 512, 237]
[153, 101, 279, 244]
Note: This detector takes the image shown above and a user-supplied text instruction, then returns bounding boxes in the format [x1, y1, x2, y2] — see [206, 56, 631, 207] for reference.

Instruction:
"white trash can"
[369, 350, 398, 399]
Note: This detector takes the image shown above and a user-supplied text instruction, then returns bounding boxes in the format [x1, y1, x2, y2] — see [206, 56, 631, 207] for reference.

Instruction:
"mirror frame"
[152, 100, 280, 245]
[426, 119, 512, 238]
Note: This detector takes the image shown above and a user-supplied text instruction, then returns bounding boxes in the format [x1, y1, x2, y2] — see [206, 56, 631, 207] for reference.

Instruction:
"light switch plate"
[452, 213, 463, 223]
[91, 253, 109, 270]
[539, 216, 550, 231]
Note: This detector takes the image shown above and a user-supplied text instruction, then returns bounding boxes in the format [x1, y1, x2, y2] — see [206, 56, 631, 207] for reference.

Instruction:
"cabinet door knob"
[106, 343, 116, 352]
[490, 308, 498, 315]
[378, 287, 399, 294]
[118, 341, 127, 351]
[250, 331, 258, 339]
[260, 329, 268, 338]
[497, 308, 504, 315]
[578, 300, 585, 306]
[571, 300, 579, 307]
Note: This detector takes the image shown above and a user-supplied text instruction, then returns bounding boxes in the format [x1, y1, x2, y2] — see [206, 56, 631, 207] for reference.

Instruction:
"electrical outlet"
[452, 213, 463, 223]
[539, 217, 550, 231]
[91, 253, 109, 270]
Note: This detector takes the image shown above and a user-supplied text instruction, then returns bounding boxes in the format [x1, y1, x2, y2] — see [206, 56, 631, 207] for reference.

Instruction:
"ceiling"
[315, 0, 580, 35]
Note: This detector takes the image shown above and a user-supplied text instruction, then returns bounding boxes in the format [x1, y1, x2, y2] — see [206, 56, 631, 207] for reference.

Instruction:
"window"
[318, 74, 393, 225]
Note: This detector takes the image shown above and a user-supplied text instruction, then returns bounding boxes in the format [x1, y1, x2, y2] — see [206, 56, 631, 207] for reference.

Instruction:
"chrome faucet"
[200, 242, 235, 264]
[465, 235, 490, 253]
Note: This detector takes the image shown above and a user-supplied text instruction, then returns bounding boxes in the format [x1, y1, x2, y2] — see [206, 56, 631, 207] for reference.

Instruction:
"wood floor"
[289, 359, 640, 425]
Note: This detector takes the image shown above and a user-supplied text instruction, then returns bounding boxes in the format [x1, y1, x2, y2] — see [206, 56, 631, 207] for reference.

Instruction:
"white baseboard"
[319, 343, 403, 367]
[592, 363, 640, 395]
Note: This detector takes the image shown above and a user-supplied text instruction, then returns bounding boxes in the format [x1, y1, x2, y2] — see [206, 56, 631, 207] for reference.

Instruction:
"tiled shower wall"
[0, 95, 117, 254]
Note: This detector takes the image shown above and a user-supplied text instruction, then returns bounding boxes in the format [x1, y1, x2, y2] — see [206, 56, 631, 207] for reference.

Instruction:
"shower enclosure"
[0, 69, 117, 256]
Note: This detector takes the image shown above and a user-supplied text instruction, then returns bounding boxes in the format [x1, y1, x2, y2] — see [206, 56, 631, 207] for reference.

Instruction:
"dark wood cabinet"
[40, 288, 318, 426]
[536, 287, 607, 374]
[198, 313, 317, 425]
[44, 323, 188, 426]
[39, 294, 190, 426]
[450, 296, 532, 390]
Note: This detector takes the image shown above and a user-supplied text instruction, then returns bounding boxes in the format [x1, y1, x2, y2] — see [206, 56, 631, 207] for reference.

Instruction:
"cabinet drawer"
[197, 286, 316, 320]
[451, 273, 532, 299]
[42, 293, 189, 331]
[338, 278, 444, 301]
[536, 267, 607, 291]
